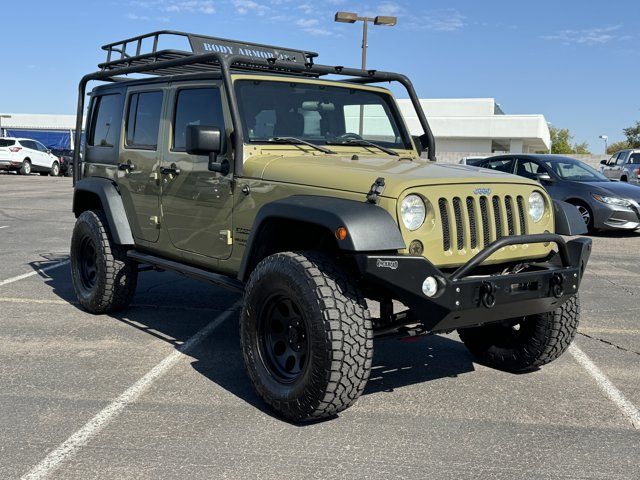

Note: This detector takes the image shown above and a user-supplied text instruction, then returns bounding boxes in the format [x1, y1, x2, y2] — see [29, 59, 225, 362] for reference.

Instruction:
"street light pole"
[335, 12, 397, 135]
[599, 134, 608, 155]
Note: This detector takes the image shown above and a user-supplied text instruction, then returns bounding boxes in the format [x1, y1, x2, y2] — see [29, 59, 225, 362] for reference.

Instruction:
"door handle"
[160, 163, 180, 176]
[118, 162, 135, 171]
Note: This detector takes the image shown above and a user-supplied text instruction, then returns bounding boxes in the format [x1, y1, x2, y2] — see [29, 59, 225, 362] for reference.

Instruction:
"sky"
[0, 0, 638, 153]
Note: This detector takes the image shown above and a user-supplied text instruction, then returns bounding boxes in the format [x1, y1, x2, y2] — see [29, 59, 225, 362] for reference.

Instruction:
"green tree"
[606, 140, 631, 155]
[623, 121, 640, 148]
[574, 142, 590, 154]
[550, 127, 574, 154]
[549, 126, 590, 154]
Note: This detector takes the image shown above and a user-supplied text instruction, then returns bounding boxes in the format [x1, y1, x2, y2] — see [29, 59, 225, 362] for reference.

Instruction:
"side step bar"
[127, 250, 245, 293]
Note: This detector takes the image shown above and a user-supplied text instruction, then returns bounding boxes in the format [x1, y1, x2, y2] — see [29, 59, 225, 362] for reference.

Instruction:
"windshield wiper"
[327, 139, 399, 156]
[268, 137, 336, 154]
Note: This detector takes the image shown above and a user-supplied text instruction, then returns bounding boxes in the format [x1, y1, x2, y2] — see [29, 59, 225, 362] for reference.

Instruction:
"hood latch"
[366, 177, 386, 204]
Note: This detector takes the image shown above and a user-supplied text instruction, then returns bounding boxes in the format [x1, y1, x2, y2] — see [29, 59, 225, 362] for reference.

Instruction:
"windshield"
[544, 158, 608, 182]
[235, 79, 412, 150]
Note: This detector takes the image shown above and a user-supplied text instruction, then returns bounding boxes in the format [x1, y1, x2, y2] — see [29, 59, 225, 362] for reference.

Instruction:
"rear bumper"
[356, 234, 592, 333]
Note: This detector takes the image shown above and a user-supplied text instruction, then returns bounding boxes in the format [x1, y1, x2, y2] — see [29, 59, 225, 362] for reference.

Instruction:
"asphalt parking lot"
[1, 174, 639, 479]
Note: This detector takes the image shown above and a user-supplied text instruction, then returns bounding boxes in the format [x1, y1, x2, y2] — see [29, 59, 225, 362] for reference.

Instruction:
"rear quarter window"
[0, 139, 15, 147]
[86, 92, 124, 164]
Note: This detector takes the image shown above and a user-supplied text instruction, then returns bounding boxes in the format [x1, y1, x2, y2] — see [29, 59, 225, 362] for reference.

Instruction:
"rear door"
[116, 86, 166, 243]
[611, 151, 627, 180]
[160, 82, 233, 260]
[33, 141, 52, 168]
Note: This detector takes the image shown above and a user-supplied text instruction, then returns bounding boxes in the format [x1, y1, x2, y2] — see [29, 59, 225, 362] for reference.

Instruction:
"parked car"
[0, 137, 61, 176]
[600, 149, 640, 184]
[472, 154, 640, 232]
[49, 148, 75, 177]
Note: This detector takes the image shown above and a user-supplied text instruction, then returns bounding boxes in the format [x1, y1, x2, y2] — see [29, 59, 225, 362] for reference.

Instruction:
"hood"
[593, 181, 640, 202]
[243, 153, 539, 198]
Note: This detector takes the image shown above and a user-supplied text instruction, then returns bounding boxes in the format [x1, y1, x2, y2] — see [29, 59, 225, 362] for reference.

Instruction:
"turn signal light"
[335, 226, 348, 241]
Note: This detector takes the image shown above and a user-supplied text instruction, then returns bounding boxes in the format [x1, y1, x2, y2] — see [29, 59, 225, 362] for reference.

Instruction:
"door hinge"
[219, 229, 233, 245]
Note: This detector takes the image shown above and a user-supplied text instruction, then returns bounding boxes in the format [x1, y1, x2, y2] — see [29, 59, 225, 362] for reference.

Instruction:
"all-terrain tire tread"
[242, 251, 373, 421]
[71, 210, 137, 314]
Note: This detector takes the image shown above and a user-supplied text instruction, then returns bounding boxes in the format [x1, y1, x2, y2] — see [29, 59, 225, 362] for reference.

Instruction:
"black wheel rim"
[257, 294, 309, 384]
[78, 236, 98, 290]
[487, 317, 537, 349]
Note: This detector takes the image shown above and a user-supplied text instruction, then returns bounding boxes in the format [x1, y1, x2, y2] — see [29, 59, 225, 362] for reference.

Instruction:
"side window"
[629, 153, 640, 164]
[484, 158, 513, 173]
[608, 153, 619, 165]
[35, 141, 47, 152]
[172, 88, 225, 151]
[515, 159, 544, 180]
[20, 140, 33, 150]
[126, 91, 163, 149]
[615, 152, 628, 165]
[89, 94, 122, 148]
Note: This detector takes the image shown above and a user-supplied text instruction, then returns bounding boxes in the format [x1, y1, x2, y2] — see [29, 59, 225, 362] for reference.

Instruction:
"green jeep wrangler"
[70, 31, 591, 422]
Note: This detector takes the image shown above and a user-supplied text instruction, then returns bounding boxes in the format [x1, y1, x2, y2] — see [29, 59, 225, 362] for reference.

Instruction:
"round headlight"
[401, 194, 426, 231]
[528, 192, 545, 223]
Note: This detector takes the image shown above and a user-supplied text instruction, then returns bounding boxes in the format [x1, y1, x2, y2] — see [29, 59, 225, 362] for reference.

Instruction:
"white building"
[397, 98, 551, 154]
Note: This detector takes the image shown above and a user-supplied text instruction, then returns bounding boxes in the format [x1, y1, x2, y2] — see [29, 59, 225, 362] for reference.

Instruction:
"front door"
[116, 87, 165, 243]
[160, 83, 233, 260]
[602, 153, 618, 179]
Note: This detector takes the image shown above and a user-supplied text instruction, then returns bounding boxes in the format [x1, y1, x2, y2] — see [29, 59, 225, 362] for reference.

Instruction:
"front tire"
[70, 210, 138, 314]
[458, 295, 580, 372]
[240, 251, 373, 422]
[50, 161, 60, 177]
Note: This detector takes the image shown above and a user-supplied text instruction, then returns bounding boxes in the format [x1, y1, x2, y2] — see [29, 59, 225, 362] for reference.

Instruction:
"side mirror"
[600, 159, 607, 165]
[186, 125, 229, 175]
[537, 172, 553, 183]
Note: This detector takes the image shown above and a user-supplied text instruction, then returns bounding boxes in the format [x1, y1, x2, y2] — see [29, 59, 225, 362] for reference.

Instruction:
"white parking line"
[569, 343, 640, 429]
[21, 301, 240, 480]
[0, 225, 8, 229]
[0, 260, 70, 287]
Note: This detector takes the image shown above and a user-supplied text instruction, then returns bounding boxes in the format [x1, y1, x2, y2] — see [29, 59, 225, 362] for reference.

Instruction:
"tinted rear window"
[0, 139, 15, 147]
[89, 94, 122, 147]
[126, 91, 163, 149]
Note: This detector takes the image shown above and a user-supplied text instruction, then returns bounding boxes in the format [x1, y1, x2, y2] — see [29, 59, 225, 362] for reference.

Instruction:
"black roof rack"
[99, 30, 321, 77]
[72, 31, 437, 184]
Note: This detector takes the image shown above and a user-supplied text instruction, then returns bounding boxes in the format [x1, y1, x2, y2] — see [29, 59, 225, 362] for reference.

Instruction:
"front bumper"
[594, 202, 640, 230]
[356, 234, 592, 333]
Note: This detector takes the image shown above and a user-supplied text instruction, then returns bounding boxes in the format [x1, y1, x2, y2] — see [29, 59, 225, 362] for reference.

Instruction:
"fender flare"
[553, 199, 587, 236]
[238, 195, 405, 280]
[72, 177, 135, 245]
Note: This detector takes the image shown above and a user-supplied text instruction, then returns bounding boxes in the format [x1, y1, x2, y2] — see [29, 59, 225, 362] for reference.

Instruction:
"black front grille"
[438, 193, 530, 254]
[517, 196, 527, 234]
[492, 196, 503, 238]
[480, 196, 490, 246]
[505, 195, 515, 235]
[466, 197, 478, 249]
[453, 197, 464, 250]
[439, 198, 450, 251]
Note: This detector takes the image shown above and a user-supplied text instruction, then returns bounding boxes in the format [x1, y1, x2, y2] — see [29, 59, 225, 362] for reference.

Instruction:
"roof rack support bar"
[220, 56, 244, 176]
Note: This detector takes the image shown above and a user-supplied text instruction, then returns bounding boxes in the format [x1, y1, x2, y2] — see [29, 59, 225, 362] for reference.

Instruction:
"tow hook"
[551, 273, 564, 298]
[479, 281, 497, 309]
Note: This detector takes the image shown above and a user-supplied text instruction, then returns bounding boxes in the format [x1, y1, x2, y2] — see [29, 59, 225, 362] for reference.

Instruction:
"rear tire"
[240, 251, 373, 422]
[70, 210, 138, 314]
[19, 159, 31, 175]
[458, 295, 580, 372]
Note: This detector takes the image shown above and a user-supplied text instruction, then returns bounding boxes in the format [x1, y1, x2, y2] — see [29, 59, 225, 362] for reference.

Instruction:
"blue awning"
[5, 129, 71, 149]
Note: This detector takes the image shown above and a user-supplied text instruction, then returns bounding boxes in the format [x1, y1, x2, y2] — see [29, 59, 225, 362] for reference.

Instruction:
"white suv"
[0, 137, 61, 176]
